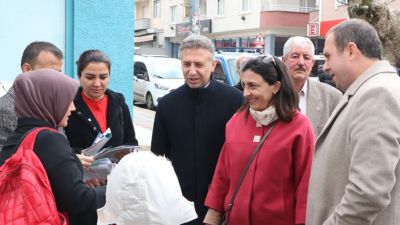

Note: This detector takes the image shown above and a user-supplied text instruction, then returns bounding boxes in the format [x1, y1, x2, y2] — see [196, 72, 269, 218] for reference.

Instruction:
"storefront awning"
[320, 18, 348, 36]
[134, 34, 155, 43]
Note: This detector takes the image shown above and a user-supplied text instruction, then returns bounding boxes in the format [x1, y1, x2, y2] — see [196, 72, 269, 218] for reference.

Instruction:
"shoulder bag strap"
[6, 127, 58, 165]
[221, 119, 279, 224]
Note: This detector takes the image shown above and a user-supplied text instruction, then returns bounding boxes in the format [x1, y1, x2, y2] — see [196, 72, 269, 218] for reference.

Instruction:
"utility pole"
[189, 0, 200, 35]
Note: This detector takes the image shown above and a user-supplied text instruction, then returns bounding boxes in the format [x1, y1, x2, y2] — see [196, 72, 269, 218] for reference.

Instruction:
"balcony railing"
[134, 18, 150, 31]
[262, 5, 318, 13]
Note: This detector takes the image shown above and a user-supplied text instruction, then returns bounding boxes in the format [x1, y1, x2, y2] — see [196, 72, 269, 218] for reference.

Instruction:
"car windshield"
[227, 59, 239, 84]
[149, 62, 184, 79]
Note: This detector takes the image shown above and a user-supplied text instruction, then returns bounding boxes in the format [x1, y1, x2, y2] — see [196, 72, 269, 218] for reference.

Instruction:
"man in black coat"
[151, 35, 245, 224]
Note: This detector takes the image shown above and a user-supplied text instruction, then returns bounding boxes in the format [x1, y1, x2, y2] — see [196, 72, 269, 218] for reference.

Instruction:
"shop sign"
[176, 19, 212, 36]
[307, 24, 318, 36]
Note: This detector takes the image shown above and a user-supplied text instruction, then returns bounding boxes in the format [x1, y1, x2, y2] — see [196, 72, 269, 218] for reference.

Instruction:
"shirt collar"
[299, 79, 308, 96]
[204, 80, 211, 88]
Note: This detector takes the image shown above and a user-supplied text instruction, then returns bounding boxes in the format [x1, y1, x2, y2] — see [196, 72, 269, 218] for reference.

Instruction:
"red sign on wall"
[307, 24, 318, 36]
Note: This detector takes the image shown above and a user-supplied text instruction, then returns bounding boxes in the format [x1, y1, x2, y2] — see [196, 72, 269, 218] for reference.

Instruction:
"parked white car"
[134, 56, 184, 110]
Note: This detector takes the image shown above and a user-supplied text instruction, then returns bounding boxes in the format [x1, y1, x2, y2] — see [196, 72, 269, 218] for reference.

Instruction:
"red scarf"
[81, 91, 108, 133]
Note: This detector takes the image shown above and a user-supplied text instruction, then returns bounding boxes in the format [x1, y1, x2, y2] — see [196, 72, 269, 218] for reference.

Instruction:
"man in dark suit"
[151, 35, 245, 224]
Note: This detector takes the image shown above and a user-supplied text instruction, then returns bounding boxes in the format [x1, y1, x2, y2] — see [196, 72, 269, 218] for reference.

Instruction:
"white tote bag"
[97, 151, 197, 225]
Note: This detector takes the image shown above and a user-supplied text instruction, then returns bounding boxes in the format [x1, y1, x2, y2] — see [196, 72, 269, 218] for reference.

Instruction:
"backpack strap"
[7, 127, 59, 165]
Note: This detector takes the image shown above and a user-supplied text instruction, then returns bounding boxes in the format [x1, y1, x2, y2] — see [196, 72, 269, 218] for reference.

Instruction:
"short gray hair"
[283, 36, 315, 59]
[327, 19, 382, 60]
[240, 56, 254, 73]
[179, 35, 215, 62]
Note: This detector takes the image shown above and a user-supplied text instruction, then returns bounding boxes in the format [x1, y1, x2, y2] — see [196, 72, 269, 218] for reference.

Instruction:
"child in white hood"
[97, 151, 197, 225]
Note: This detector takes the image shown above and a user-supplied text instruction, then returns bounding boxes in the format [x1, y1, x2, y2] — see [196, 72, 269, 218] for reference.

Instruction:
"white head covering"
[97, 151, 197, 225]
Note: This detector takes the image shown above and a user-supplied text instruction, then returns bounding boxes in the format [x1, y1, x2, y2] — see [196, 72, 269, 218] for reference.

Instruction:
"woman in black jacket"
[65, 50, 138, 156]
[0, 69, 106, 225]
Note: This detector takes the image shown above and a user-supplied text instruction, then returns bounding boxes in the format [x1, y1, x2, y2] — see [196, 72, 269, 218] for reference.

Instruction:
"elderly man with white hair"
[282, 36, 342, 137]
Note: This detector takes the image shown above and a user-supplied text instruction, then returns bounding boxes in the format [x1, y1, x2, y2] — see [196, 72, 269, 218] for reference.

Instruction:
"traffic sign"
[254, 44, 264, 53]
[253, 33, 266, 45]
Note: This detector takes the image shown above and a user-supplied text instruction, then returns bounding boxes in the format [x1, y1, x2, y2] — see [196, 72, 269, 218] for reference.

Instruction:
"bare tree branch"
[348, 0, 400, 66]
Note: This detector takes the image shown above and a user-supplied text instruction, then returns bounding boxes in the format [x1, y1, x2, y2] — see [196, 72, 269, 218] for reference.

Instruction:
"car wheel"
[146, 93, 155, 110]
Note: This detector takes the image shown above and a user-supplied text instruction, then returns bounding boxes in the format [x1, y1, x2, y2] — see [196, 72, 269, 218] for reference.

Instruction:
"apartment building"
[164, 0, 318, 58]
[134, 0, 166, 48]
[308, 0, 400, 55]
[134, 0, 322, 58]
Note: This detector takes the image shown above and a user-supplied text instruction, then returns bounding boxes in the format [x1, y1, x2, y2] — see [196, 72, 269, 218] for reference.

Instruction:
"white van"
[133, 56, 184, 110]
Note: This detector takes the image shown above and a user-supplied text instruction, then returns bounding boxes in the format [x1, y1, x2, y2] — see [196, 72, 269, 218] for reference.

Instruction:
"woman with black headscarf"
[0, 69, 105, 225]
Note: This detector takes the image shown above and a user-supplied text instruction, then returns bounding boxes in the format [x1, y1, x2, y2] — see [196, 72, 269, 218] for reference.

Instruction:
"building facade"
[162, 0, 318, 58]
[134, 0, 166, 48]
[307, 0, 400, 55]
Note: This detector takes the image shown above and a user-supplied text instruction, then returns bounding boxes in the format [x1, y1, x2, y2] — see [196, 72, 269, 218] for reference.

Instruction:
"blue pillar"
[165, 37, 171, 58]
[65, 0, 74, 78]
[264, 34, 275, 55]
[236, 37, 241, 52]
[74, 0, 135, 116]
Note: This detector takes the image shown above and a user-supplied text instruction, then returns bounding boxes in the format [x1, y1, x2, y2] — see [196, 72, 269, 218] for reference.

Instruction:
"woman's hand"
[86, 178, 106, 188]
[77, 153, 94, 169]
[114, 149, 131, 161]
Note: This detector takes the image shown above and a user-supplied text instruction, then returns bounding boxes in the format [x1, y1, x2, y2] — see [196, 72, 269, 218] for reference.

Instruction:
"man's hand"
[77, 153, 94, 169]
[114, 149, 131, 161]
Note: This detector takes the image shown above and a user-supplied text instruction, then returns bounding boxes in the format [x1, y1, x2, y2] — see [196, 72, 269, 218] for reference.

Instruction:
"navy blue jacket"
[151, 75, 245, 224]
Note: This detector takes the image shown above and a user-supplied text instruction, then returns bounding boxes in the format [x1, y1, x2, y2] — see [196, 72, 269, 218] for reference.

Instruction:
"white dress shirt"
[299, 80, 308, 115]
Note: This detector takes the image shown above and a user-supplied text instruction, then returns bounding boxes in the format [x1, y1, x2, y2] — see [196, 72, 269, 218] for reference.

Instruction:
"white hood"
[97, 151, 197, 225]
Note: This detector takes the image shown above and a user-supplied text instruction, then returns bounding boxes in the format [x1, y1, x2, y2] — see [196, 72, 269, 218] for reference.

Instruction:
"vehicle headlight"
[154, 83, 169, 90]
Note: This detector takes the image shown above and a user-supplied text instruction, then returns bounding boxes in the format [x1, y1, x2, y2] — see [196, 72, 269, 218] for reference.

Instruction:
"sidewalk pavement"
[135, 125, 152, 151]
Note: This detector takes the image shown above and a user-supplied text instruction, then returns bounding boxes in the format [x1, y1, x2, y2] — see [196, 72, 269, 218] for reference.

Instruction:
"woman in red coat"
[204, 56, 315, 225]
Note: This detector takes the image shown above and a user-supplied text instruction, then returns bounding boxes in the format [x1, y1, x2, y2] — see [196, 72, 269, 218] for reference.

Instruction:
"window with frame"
[218, 0, 224, 15]
[335, 0, 348, 8]
[242, 0, 250, 11]
[184, 6, 190, 18]
[171, 6, 177, 22]
[143, 6, 146, 18]
[154, 0, 161, 18]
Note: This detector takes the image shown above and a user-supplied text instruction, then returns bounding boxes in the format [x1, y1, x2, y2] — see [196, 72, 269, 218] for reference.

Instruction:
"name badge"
[253, 136, 261, 142]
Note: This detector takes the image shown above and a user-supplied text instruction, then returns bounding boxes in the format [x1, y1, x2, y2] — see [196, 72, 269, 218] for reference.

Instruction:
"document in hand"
[81, 128, 112, 156]
[83, 158, 114, 182]
[93, 145, 142, 163]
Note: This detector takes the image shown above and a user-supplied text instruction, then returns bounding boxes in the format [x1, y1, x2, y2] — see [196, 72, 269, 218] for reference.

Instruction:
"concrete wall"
[261, 11, 309, 28]
[207, 0, 261, 34]
[321, 0, 347, 21]
[74, 0, 135, 115]
[0, 0, 65, 82]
